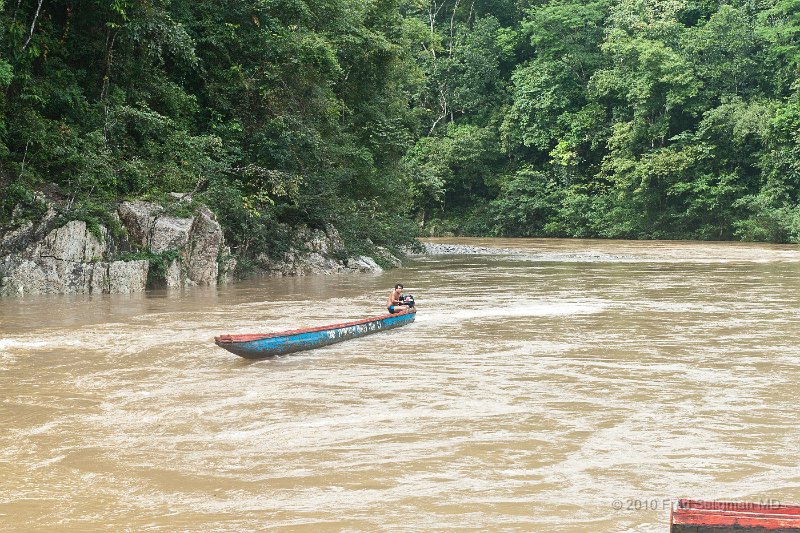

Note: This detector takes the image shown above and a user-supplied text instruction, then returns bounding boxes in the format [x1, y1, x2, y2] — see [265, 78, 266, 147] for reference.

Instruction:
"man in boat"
[387, 283, 410, 314]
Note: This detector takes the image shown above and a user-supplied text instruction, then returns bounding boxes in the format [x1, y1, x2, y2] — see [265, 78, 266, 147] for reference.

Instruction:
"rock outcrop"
[0, 200, 229, 296]
[117, 201, 225, 289]
[251, 224, 395, 277]
[0, 219, 149, 296]
[1, 200, 398, 297]
[116, 201, 163, 249]
[0, 204, 60, 254]
[185, 207, 224, 285]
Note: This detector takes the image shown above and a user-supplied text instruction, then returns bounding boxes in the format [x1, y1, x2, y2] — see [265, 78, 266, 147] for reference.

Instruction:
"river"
[2, 238, 800, 532]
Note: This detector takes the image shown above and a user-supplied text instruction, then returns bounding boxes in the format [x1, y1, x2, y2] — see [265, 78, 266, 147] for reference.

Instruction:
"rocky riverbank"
[0, 199, 394, 296]
[416, 241, 636, 262]
[415, 242, 517, 255]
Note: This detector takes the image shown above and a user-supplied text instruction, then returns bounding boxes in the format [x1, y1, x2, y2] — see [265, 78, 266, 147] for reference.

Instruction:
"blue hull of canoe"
[215, 310, 416, 359]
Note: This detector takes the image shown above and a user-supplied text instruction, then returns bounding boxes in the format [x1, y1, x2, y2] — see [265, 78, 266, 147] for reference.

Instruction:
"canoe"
[671, 499, 800, 532]
[214, 308, 416, 359]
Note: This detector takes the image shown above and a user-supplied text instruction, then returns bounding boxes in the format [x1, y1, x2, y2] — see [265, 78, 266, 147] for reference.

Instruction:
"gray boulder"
[374, 246, 402, 268]
[345, 255, 383, 273]
[118, 201, 163, 248]
[305, 252, 343, 275]
[185, 207, 223, 285]
[150, 216, 192, 254]
[27, 220, 107, 262]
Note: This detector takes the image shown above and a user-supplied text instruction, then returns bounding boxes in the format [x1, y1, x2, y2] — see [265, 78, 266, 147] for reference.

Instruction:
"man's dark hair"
[395, 283, 403, 289]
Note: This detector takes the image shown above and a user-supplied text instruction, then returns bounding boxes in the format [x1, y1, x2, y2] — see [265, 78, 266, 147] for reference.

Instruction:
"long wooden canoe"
[214, 308, 416, 359]
[671, 499, 800, 532]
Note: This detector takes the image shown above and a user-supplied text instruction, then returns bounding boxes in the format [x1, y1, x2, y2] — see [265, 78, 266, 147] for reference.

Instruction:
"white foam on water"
[0, 339, 51, 351]
[416, 301, 608, 324]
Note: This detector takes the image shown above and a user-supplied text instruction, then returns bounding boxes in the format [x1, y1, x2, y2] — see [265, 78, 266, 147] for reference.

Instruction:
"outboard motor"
[400, 294, 415, 307]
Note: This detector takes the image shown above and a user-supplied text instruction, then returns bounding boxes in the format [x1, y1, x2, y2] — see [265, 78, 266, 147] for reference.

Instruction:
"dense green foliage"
[407, 0, 800, 241]
[0, 0, 421, 261]
[4, 0, 800, 251]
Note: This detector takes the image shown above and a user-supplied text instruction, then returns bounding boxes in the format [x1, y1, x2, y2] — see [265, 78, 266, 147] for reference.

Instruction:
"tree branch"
[21, 0, 43, 52]
[449, 0, 461, 56]
[101, 29, 119, 142]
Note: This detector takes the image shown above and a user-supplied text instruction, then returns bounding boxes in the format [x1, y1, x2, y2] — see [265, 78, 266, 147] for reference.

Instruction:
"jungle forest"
[3, 0, 800, 260]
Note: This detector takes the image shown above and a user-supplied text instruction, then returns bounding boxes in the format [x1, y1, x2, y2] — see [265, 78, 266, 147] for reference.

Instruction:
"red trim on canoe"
[215, 308, 416, 344]
[672, 509, 800, 529]
[672, 500, 800, 530]
[678, 499, 800, 516]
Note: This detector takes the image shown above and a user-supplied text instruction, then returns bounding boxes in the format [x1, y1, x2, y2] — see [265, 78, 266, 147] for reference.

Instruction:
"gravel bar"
[414, 243, 517, 255]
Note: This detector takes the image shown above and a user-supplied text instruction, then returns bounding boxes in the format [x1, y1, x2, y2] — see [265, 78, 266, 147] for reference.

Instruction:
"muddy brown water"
[2, 238, 800, 532]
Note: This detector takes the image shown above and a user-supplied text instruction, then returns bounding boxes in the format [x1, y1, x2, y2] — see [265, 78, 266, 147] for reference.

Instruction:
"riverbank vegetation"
[407, 0, 800, 241]
[0, 0, 422, 262]
[3, 0, 800, 255]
